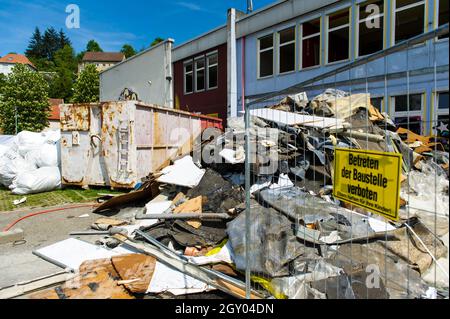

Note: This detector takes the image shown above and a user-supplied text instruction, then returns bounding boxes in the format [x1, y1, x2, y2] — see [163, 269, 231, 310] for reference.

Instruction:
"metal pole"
[15, 104, 18, 134]
[244, 98, 251, 299]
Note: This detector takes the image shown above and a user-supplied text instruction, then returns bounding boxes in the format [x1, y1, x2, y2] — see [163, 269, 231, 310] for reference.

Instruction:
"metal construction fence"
[242, 24, 449, 299]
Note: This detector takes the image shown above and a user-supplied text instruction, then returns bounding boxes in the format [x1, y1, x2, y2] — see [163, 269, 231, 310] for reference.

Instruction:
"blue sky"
[0, 0, 275, 56]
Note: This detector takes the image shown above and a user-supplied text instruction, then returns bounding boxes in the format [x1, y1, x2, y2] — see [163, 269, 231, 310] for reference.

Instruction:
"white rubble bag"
[10, 166, 61, 195]
[13, 131, 47, 157]
[25, 142, 60, 168]
[0, 148, 37, 187]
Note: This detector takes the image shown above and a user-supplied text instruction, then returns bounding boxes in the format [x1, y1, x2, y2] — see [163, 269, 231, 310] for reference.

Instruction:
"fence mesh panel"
[243, 24, 449, 299]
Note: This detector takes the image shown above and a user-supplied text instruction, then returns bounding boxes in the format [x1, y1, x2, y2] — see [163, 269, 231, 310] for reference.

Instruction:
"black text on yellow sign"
[333, 148, 402, 221]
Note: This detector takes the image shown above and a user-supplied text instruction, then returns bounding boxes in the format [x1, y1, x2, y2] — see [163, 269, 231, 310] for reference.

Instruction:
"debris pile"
[8, 89, 448, 299]
[0, 130, 61, 195]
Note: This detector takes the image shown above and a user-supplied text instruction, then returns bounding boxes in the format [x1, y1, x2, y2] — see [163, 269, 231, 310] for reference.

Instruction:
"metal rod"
[135, 212, 232, 220]
[244, 98, 251, 299]
[123, 232, 264, 299]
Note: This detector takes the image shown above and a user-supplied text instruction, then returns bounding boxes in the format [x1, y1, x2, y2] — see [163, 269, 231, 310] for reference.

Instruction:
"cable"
[2, 204, 97, 232]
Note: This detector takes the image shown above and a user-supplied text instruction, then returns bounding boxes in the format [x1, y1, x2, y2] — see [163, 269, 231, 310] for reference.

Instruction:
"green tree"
[72, 64, 99, 103]
[26, 27, 71, 71]
[49, 45, 77, 100]
[0, 74, 6, 92]
[42, 27, 60, 61]
[0, 64, 50, 134]
[86, 40, 103, 52]
[151, 37, 164, 47]
[25, 27, 45, 59]
[121, 44, 136, 58]
[58, 29, 71, 49]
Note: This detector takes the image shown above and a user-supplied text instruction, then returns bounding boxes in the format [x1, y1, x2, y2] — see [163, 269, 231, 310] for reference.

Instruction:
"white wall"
[0, 64, 14, 75]
[100, 40, 174, 107]
[0, 63, 36, 75]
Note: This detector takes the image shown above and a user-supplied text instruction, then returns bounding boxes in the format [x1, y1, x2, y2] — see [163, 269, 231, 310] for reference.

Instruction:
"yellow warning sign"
[333, 148, 402, 221]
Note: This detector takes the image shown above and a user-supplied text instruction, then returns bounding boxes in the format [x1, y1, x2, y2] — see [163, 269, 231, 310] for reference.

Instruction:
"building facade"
[100, 40, 174, 107]
[173, 43, 228, 120]
[0, 54, 36, 75]
[234, 0, 449, 135]
[79, 52, 126, 73]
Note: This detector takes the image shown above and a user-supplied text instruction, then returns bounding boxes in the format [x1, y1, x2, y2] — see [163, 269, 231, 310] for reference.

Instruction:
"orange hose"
[2, 204, 97, 232]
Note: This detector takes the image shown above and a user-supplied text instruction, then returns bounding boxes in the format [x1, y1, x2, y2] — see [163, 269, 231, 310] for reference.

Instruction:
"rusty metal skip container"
[60, 101, 222, 188]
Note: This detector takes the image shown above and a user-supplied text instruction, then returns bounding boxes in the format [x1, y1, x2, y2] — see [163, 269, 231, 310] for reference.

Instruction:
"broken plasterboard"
[33, 238, 122, 270]
[146, 261, 213, 295]
[156, 156, 205, 188]
[250, 108, 345, 129]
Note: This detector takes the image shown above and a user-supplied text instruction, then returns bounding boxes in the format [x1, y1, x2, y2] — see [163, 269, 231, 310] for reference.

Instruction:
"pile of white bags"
[0, 130, 62, 195]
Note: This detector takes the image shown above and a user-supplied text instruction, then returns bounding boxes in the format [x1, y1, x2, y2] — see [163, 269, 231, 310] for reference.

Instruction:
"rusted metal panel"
[60, 104, 90, 131]
[61, 101, 222, 189]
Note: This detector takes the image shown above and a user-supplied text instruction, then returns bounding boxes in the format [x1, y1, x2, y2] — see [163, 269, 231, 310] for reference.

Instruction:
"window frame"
[356, 0, 386, 58]
[391, 0, 427, 45]
[300, 17, 322, 70]
[257, 33, 275, 79]
[206, 51, 218, 90]
[434, 90, 449, 135]
[326, 8, 351, 65]
[183, 60, 194, 95]
[436, 0, 449, 42]
[370, 95, 385, 112]
[390, 93, 425, 134]
[194, 55, 206, 93]
[277, 26, 297, 75]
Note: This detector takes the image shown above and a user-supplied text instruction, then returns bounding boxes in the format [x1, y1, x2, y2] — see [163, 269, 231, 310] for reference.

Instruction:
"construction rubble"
[3, 89, 448, 300]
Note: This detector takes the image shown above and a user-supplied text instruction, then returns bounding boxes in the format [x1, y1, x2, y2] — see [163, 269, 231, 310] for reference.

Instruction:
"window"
[394, 0, 425, 44]
[435, 91, 449, 137]
[258, 34, 274, 78]
[195, 57, 205, 92]
[391, 94, 423, 134]
[184, 61, 193, 94]
[371, 96, 384, 111]
[358, 0, 384, 56]
[206, 53, 218, 89]
[327, 9, 350, 63]
[438, 0, 449, 40]
[301, 18, 321, 68]
[278, 27, 296, 73]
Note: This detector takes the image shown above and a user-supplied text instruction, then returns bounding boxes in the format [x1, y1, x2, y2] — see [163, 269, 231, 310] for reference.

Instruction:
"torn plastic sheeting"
[290, 160, 310, 180]
[250, 176, 272, 194]
[270, 260, 344, 299]
[333, 243, 430, 299]
[401, 161, 449, 218]
[187, 241, 234, 266]
[270, 279, 326, 299]
[157, 156, 205, 188]
[219, 147, 245, 164]
[269, 174, 293, 190]
[257, 186, 337, 223]
[258, 187, 395, 244]
[226, 202, 304, 277]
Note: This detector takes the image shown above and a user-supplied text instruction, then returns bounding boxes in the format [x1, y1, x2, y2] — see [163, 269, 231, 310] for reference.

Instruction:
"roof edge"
[99, 39, 174, 75]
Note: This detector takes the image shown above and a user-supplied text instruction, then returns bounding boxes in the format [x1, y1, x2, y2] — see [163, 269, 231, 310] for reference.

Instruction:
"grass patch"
[0, 186, 126, 212]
